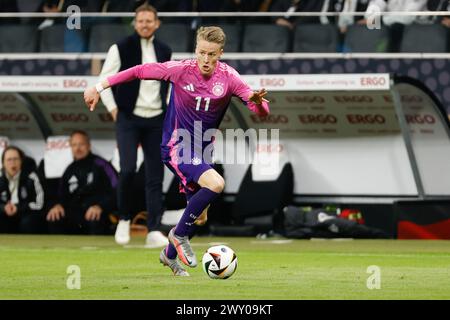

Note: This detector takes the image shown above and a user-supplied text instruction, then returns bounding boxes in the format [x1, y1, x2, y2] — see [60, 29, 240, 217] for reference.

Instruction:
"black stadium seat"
[215, 23, 242, 52]
[155, 23, 192, 52]
[39, 24, 65, 52]
[0, 24, 38, 52]
[242, 24, 291, 53]
[37, 159, 61, 211]
[88, 23, 131, 52]
[232, 162, 293, 227]
[343, 24, 390, 53]
[293, 24, 339, 52]
[40, 24, 89, 52]
[210, 163, 294, 236]
[400, 23, 448, 53]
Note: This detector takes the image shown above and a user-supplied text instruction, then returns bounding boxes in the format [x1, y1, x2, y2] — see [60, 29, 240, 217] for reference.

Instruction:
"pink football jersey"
[107, 59, 269, 151]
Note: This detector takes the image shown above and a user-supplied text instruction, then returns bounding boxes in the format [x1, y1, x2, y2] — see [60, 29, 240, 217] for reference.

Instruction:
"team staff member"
[46, 130, 118, 235]
[0, 146, 45, 234]
[99, 3, 171, 247]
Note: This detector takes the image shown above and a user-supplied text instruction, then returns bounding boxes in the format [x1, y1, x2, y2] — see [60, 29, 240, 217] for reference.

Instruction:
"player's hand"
[85, 205, 102, 221]
[249, 88, 269, 105]
[84, 87, 100, 112]
[46, 204, 65, 222]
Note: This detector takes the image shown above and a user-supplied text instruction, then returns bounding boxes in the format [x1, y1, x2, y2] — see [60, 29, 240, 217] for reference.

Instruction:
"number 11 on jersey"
[195, 96, 210, 111]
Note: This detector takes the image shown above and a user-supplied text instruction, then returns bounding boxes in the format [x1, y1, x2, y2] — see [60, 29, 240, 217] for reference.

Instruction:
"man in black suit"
[99, 3, 171, 247]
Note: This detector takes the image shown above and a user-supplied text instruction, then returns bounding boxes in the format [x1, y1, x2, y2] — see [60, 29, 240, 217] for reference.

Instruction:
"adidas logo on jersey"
[183, 83, 195, 92]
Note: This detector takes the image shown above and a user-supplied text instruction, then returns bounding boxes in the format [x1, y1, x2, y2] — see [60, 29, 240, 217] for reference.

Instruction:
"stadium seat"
[88, 23, 131, 52]
[0, 136, 10, 170]
[242, 24, 291, 53]
[37, 136, 72, 209]
[23, 156, 37, 173]
[343, 24, 390, 53]
[37, 159, 60, 210]
[233, 162, 293, 232]
[293, 24, 339, 52]
[40, 24, 89, 52]
[210, 163, 294, 236]
[39, 24, 65, 52]
[155, 23, 193, 52]
[215, 23, 242, 53]
[400, 23, 448, 53]
[0, 25, 38, 53]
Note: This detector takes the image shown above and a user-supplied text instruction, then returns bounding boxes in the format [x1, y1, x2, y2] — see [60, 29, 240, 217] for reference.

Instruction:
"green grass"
[1, 235, 450, 300]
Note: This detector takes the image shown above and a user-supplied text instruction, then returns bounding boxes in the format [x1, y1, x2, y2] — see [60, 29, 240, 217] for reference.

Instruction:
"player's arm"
[98, 45, 121, 121]
[84, 62, 173, 111]
[249, 88, 269, 107]
[248, 89, 270, 116]
[83, 78, 112, 112]
[231, 73, 270, 116]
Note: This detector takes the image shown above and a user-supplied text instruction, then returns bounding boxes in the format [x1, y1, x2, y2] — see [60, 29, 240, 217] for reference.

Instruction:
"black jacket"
[112, 32, 172, 115]
[58, 153, 118, 214]
[0, 169, 45, 216]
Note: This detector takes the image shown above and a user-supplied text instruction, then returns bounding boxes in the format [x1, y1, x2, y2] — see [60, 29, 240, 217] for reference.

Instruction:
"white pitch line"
[251, 240, 293, 245]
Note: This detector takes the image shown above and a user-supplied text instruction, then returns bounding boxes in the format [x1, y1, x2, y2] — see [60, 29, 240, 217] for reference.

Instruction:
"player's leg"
[159, 247, 190, 276]
[164, 188, 205, 255]
[164, 187, 193, 254]
[159, 163, 192, 275]
[162, 198, 210, 274]
[169, 168, 224, 267]
[176, 168, 223, 233]
[194, 205, 209, 226]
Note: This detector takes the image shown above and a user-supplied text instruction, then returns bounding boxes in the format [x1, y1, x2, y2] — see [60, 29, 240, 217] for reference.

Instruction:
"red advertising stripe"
[397, 219, 450, 239]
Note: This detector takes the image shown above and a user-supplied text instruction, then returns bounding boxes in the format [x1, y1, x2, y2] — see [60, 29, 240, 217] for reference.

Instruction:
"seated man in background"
[270, 0, 339, 30]
[0, 146, 45, 234]
[46, 130, 118, 235]
[361, 0, 428, 52]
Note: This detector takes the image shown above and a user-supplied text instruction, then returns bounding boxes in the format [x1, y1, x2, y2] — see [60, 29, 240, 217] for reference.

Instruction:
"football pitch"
[1, 235, 450, 300]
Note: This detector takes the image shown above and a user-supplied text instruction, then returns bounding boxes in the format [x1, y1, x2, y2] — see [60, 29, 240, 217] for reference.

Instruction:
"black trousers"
[388, 23, 405, 53]
[47, 206, 109, 235]
[0, 211, 46, 234]
[116, 111, 164, 231]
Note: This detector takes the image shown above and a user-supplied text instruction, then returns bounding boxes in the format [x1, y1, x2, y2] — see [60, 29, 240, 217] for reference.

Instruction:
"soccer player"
[84, 26, 269, 276]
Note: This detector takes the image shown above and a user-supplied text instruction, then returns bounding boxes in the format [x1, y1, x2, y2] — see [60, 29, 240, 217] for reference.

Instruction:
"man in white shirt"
[98, 3, 172, 247]
[363, 0, 428, 51]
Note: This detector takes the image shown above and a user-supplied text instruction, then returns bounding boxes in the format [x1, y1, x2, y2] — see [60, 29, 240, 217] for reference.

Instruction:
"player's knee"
[205, 176, 224, 193]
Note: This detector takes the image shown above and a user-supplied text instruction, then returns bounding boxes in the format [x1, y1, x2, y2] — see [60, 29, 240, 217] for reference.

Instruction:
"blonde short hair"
[196, 26, 226, 49]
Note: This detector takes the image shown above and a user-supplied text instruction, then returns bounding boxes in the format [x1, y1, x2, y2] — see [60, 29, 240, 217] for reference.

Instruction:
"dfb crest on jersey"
[212, 82, 224, 97]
